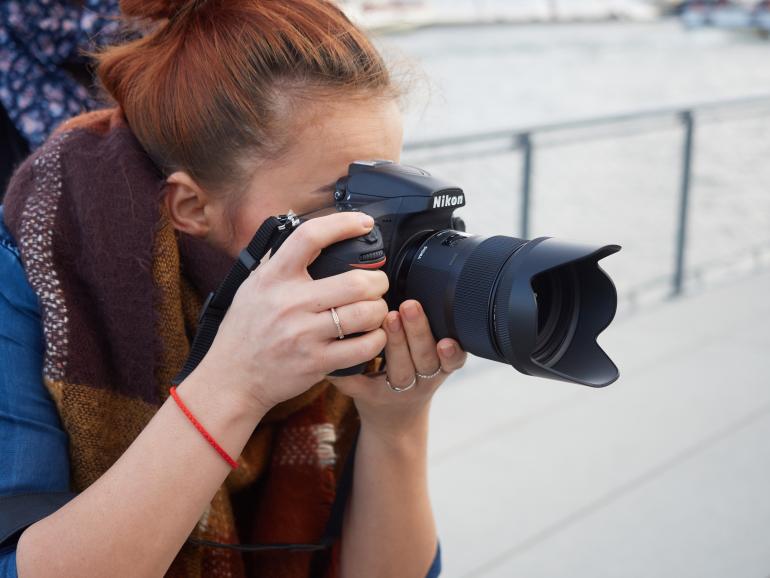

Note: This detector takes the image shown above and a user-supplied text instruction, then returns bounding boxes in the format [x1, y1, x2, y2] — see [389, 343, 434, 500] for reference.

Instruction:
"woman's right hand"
[194, 211, 389, 418]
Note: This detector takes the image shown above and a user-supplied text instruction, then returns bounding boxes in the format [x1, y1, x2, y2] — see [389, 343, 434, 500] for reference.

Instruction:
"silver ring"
[330, 307, 344, 340]
[386, 374, 417, 393]
[416, 366, 443, 380]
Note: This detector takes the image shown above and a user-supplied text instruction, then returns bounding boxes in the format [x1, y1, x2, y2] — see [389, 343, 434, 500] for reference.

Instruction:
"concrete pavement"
[428, 268, 770, 578]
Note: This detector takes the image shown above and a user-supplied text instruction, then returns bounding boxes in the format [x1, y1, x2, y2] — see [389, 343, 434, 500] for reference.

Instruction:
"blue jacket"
[0, 206, 441, 577]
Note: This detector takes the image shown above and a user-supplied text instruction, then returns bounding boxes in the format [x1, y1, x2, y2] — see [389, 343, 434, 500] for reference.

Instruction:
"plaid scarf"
[3, 108, 359, 578]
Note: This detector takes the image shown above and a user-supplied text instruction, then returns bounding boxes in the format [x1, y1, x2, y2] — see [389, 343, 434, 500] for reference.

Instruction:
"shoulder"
[0, 205, 40, 320]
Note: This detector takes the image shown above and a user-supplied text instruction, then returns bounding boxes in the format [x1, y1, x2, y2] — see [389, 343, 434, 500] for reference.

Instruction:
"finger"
[317, 299, 388, 340]
[322, 328, 387, 374]
[383, 311, 416, 387]
[271, 212, 375, 276]
[437, 338, 467, 373]
[399, 300, 441, 374]
[305, 269, 389, 312]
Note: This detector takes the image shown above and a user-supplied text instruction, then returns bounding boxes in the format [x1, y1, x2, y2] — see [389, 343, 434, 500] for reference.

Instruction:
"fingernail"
[440, 342, 456, 356]
[403, 302, 420, 321]
[359, 213, 374, 229]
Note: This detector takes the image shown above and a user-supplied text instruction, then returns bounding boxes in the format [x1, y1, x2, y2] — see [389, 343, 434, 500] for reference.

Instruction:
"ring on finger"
[330, 307, 345, 340]
[416, 366, 443, 380]
[386, 374, 417, 393]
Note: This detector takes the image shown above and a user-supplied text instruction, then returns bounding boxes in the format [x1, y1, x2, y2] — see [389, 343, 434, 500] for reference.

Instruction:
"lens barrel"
[400, 231, 620, 387]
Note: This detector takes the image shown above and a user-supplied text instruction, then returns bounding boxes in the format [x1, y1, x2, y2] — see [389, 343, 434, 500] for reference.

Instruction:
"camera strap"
[172, 212, 300, 386]
[1, 212, 357, 555]
[171, 210, 358, 553]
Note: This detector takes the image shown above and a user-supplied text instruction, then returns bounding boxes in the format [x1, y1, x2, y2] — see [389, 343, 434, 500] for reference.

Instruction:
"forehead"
[264, 96, 403, 184]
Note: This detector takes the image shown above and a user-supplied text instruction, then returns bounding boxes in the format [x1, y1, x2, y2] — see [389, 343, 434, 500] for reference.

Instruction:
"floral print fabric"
[0, 0, 121, 148]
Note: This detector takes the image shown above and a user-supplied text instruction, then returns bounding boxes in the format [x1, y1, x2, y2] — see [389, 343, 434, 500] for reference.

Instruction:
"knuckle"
[373, 270, 389, 293]
[368, 329, 387, 354]
[350, 271, 372, 298]
[356, 340, 371, 360]
[354, 335, 379, 361]
[367, 271, 387, 298]
[276, 320, 301, 349]
[293, 323, 315, 348]
[275, 299, 298, 320]
[362, 302, 386, 331]
[364, 302, 381, 325]
[361, 300, 383, 323]
[242, 268, 265, 293]
[294, 223, 320, 247]
[349, 301, 366, 325]
[375, 299, 389, 321]
[337, 211, 362, 227]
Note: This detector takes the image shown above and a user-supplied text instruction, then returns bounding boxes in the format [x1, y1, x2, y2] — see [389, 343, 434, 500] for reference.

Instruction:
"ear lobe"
[164, 171, 211, 238]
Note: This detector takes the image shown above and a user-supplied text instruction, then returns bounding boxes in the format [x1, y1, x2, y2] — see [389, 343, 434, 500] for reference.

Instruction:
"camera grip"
[308, 224, 386, 376]
[307, 224, 385, 278]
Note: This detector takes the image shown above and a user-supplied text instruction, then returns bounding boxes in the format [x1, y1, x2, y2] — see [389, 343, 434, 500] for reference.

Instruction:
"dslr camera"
[303, 160, 621, 387]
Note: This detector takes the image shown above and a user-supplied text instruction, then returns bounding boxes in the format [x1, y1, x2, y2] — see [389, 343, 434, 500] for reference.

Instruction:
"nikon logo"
[433, 193, 464, 209]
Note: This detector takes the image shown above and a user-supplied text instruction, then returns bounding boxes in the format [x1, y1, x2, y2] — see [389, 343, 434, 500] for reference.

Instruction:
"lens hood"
[492, 237, 621, 387]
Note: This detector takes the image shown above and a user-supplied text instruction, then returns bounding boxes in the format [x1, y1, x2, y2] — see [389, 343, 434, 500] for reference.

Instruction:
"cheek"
[232, 212, 269, 249]
[228, 199, 289, 252]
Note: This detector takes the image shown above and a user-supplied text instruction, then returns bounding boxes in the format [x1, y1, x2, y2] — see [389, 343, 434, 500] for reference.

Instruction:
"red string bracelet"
[169, 386, 239, 470]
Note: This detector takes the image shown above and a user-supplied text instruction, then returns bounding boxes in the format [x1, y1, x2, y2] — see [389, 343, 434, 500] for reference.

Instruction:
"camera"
[302, 160, 621, 387]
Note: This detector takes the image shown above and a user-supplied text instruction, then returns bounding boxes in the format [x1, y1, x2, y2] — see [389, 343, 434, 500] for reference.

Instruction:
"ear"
[164, 171, 212, 238]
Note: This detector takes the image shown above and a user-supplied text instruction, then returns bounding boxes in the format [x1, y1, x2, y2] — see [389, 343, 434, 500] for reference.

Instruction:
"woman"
[0, 0, 467, 577]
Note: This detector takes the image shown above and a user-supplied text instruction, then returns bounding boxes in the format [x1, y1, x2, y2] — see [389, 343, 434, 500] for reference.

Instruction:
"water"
[377, 20, 770, 309]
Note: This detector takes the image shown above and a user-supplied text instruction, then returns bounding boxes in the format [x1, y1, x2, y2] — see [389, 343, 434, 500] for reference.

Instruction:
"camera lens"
[397, 232, 620, 387]
[531, 267, 577, 365]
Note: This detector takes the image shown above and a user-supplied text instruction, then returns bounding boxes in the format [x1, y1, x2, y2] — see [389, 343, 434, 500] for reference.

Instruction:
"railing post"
[518, 132, 533, 239]
[672, 110, 695, 297]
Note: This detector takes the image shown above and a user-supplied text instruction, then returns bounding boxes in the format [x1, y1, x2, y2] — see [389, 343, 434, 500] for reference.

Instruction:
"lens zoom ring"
[454, 236, 524, 360]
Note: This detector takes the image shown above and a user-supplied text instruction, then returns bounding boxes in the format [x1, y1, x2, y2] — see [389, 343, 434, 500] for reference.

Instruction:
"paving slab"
[427, 269, 770, 578]
[485, 411, 770, 578]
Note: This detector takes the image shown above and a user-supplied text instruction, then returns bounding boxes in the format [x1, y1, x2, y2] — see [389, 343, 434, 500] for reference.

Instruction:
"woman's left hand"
[328, 299, 467, 436]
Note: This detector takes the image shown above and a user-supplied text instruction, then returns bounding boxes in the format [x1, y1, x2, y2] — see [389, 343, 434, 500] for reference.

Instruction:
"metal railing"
[403, 94, 770, 300]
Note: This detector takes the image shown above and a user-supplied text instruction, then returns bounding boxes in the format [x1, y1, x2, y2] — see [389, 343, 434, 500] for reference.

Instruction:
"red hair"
[97, 0, 395, 191]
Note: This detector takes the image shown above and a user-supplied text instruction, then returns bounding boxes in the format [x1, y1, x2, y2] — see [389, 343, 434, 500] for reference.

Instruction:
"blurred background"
[341, 1, 770, 577]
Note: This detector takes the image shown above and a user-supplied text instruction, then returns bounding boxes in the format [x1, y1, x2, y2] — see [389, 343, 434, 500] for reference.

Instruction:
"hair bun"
[120, 0, 192, 20]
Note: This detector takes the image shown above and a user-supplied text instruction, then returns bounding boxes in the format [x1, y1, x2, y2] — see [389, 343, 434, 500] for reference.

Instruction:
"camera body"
[307, 160, 466, 302]
[304, 160, 621, 387]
